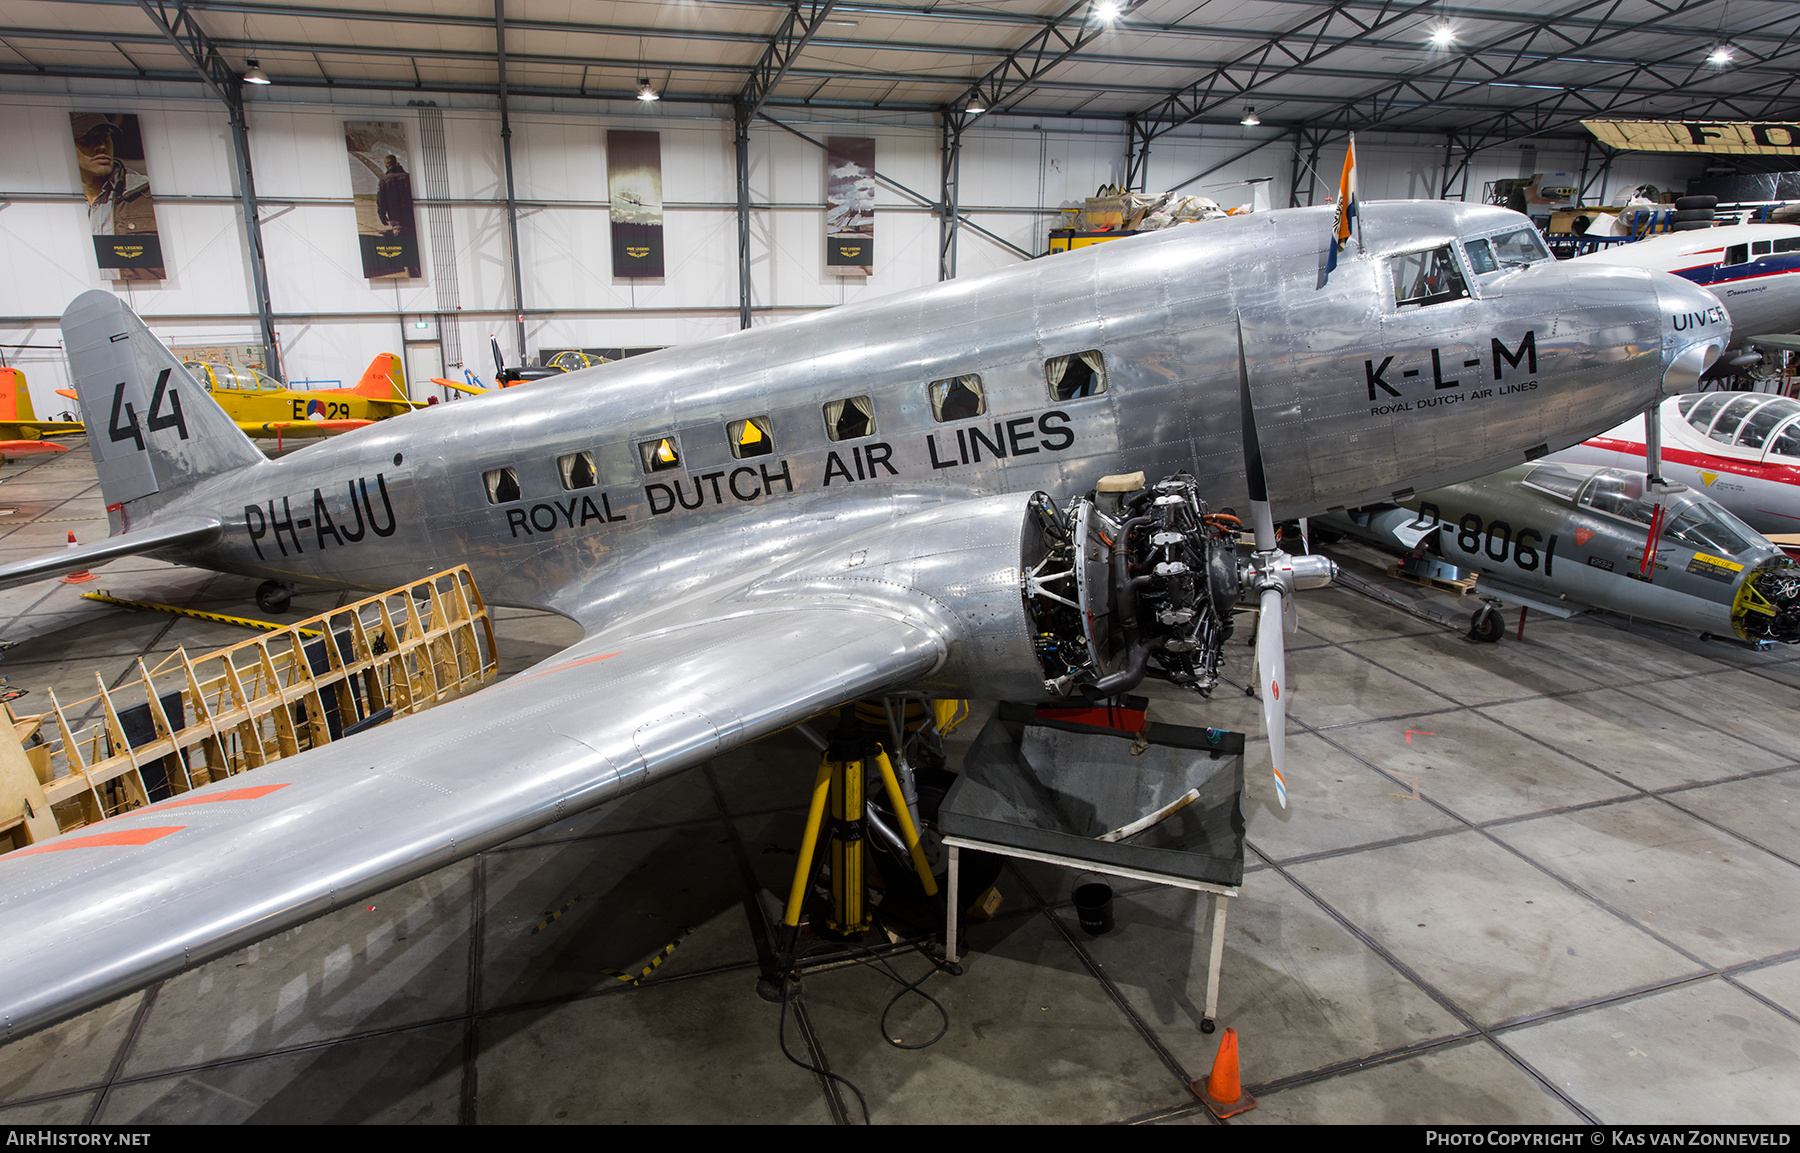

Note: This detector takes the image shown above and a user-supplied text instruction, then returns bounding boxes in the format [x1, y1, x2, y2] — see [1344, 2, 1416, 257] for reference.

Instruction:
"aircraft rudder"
[60, 291, 265, 512]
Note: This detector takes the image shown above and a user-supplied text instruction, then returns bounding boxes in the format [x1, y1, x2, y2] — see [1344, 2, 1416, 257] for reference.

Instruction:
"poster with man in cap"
[70, 112, 165, 280]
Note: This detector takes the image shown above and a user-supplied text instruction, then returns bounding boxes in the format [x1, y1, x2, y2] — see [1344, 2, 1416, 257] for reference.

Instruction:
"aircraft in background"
[1320, 459, 1800, 647]
[429, 338, 603, 396]
[57, 353, 422, 446]
[1578, 222, 1800, 376]
[0, 200, 1727, 1042]
[0, 368, 83, 462]
[1554, 392, 1800, 537]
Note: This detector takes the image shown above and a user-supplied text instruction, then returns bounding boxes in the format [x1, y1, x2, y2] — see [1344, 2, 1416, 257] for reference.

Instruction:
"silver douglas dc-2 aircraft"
[0, 200, 1726, 1042]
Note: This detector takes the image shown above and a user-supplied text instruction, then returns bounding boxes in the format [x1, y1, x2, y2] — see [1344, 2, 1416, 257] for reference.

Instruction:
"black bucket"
[1073, 881, 1115, 936]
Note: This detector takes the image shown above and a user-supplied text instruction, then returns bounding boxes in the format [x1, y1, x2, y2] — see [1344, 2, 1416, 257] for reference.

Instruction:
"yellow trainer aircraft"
[0, 368, 84, 462]
[59, 354, 421, 450]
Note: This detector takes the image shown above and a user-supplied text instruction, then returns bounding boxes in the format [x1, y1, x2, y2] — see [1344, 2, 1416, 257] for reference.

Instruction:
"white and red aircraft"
[1555, 391, 1800, 535]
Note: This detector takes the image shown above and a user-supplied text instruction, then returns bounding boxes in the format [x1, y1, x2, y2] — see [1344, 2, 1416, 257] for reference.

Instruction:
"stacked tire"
[1671, 195, 1717, 232]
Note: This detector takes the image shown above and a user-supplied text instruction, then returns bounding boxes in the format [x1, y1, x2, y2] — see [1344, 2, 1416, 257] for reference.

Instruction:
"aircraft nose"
[1654, 272, 1729, 394]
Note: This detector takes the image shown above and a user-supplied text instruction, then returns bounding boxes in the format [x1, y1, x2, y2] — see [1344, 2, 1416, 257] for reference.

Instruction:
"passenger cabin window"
[639, 437, 681, 473]
[484, 466, 521, 504]
[1463, 239, 1498, 274]
[728, 416, 774, 459]
[1754, 240, 1773, 256]
[1775, 237, 1800, 254]
[1391, 246, 1469, 308]
[1046, 351, 1108, 401]
[558, 451, 597, 490]
[930, 374, 986, 422]
[1725, 244, 1750, 266]
[823, 396, 875, 441]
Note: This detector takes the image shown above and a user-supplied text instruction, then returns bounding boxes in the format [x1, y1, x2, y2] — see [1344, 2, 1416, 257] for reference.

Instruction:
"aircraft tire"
[1670, 220, 1715, 232]
[1674, 195, 1718, 211]
[1468, 605, 1504, 644]
[1670, 208, 1714, 223]
[255, 580, 293, 615]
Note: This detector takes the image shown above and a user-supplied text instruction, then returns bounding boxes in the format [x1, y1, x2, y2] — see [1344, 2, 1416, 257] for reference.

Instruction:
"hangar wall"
[0, 88, 1699, 413]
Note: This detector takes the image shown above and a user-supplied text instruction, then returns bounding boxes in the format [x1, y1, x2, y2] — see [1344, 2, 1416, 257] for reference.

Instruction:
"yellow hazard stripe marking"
[597, 927, 693, 986]
[80, 592, 321, 637]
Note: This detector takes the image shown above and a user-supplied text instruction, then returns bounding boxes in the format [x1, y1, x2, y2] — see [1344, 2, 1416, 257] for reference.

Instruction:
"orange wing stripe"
[11, 826, 186, 858]
[157, 783, 290, 810]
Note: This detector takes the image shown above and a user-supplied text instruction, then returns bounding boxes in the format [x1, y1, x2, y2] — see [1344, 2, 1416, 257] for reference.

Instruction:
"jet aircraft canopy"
[1678, 392, 1800, 458]
[1528, 462, 1764, 557]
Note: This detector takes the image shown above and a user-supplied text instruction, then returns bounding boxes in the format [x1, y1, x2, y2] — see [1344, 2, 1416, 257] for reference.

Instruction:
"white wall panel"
[1, 90, 1714, 416]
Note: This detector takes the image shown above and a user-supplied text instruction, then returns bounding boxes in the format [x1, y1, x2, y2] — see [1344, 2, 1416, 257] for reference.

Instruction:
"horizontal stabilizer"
[0, 516, 219, 591]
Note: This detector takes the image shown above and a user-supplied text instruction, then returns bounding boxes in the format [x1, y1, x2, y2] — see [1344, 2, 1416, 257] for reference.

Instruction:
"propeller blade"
[490, 335, 506, 376]
[1258, 586, 1289, 809]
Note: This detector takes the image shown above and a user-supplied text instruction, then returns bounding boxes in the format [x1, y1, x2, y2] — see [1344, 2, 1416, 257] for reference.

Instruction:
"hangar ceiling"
[3, 1, 1800, 151]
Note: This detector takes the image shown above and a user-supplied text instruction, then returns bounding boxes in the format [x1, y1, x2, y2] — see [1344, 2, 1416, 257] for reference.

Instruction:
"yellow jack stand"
[762, 726, 938, 994]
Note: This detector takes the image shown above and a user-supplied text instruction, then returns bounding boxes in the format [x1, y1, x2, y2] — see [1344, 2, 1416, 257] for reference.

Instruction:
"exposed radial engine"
[1019, 474, 1332, 700]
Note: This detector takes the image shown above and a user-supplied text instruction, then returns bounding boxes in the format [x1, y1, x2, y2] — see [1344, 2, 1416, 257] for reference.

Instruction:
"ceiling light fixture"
[1240, 106, 1260, 126]
[242, 58, 270, 84]
[1428, 22, 1456, 48]
[1707, 44, 1734, 66]
[1093, 1, 1123, 24]
[966, 90, 987, 114]
[636, 78, 659, 102]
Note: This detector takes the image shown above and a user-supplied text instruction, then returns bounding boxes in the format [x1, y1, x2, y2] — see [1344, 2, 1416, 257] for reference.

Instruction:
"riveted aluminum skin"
[0, 201, 1729, 1043]
[77, 200, 1720, 631]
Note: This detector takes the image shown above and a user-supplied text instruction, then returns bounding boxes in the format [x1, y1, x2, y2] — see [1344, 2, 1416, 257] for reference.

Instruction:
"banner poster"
[825, 136, 875, 275]
[71, 113, 165, 280]
[1584, 119, 1800, 154]
[344, 120, 421, 279]
[607, 130, 665, 278]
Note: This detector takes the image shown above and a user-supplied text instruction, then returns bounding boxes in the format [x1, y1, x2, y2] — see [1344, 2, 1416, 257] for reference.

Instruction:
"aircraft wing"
[0, 575, 951, 1041]
[0, 515, 220, 591]
[240, 418, 376, 438]
[0, 421, 85, 440]
[431, 376, 489, 396]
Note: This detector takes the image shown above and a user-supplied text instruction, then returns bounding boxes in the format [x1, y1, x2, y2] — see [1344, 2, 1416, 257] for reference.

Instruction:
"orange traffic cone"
[60, 530, 95, 584]
[1191, 1026, 1256, 1118]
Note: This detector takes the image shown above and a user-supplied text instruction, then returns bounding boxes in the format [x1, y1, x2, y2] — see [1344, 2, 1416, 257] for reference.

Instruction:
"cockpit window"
[1708, 395, 1765, 443]
[1489, 227, 1550, 267]
[1683, 393, 1731, 433]
[1521, 462, 1586, 501]
[1737, 398, 1800, 449]
[1463, 238, 1499, 275]
[1664, 500, 1756, 556]
[1769, 421, 1800, 459]
[1578, 469, 1655, 525]
[1391, 246, 1469, 308]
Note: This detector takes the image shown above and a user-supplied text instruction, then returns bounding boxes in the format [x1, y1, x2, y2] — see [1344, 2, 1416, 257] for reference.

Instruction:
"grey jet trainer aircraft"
[0, 200, 1726, 1042]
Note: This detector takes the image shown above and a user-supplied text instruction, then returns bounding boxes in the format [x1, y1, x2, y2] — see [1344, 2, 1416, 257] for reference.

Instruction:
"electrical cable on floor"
[771, 906, 959, 1123]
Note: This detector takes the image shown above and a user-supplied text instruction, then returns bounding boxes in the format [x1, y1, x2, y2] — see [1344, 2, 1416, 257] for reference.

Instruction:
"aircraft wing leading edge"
[0, 563, 953, 1042]
[0, 516, 220, 591]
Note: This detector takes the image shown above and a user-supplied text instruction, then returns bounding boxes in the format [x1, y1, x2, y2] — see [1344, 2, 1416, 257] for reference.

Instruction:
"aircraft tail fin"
[60, 291, 266, 514]
[348, 354, 407, 401]
[0, 369, 37, 422]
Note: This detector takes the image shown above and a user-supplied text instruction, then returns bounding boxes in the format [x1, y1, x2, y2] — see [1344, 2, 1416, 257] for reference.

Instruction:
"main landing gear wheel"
[255, 580, 294, 615]
[1467, 604, 1504, 644]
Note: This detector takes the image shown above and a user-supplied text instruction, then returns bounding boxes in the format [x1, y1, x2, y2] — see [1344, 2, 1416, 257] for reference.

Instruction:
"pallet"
[1386, 563, 1479, 596]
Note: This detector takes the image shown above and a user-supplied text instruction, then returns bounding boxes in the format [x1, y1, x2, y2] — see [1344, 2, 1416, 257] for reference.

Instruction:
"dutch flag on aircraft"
[1325, 135, 1358, 276]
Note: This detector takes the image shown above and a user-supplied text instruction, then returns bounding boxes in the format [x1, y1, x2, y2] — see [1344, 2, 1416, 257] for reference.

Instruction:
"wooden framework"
[1, 567, 496, 849]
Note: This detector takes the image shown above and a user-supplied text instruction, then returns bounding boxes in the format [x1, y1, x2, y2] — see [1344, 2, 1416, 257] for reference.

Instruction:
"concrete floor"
[0, 440, 1798, 1124]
